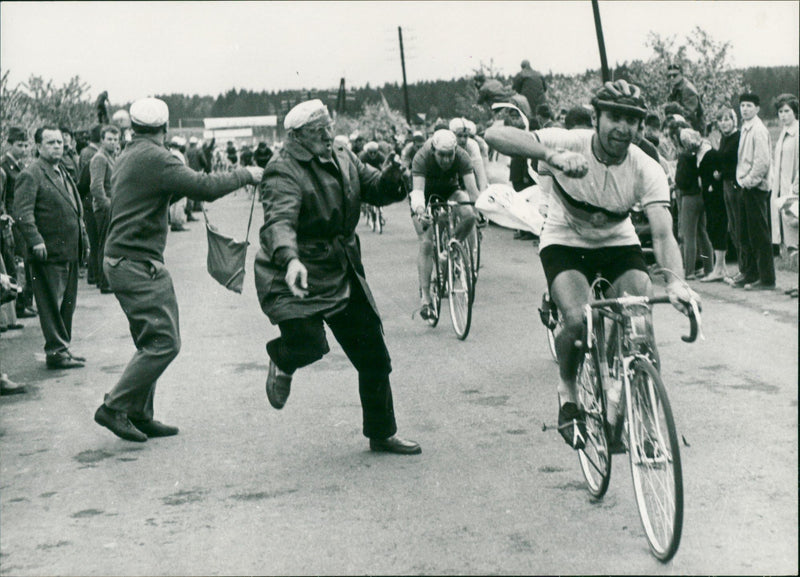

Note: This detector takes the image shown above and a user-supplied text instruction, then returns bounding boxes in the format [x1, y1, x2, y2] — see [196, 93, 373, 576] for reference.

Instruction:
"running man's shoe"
[558, 402, 587, 450]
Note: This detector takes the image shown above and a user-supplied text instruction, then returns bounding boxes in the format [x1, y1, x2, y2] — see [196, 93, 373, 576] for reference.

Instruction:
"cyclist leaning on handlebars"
[485, 80, 700, 451]
[409, 129, 480, 321]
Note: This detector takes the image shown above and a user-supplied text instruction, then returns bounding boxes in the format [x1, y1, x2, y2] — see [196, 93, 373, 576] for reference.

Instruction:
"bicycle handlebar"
[427, 198, 475, 208]
[587, 294, 701, 344]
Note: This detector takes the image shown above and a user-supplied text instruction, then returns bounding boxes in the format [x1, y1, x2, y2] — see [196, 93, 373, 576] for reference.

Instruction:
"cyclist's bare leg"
[414, 217, 434, 305]
[451, 191, 476, 242]
[550, 270, 593, 406]
[612, 268, 652, 298]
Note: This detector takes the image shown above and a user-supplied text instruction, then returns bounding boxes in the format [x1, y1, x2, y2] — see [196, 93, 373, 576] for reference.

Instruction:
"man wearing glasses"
[666, 64, 704, 134]
[255, 99, 421, 455]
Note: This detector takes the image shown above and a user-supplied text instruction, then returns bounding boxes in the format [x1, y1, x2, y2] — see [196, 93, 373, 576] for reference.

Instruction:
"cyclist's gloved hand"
[546, 150, 589, 178]
[666, 280, 701, 316]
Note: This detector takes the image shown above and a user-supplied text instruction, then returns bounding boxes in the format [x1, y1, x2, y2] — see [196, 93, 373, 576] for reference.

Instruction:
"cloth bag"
[203, 190, 257, 294]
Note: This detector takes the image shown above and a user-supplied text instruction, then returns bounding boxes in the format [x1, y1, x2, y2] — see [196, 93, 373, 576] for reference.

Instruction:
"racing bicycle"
[543, 275, 701, 562]
[423, 195, 475, 340]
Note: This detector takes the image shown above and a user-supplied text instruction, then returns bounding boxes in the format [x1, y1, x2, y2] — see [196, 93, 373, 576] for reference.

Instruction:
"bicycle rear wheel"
[576, 344, 612, 498]
[627, 357, 683, 562]
[447, 242, 473, 340]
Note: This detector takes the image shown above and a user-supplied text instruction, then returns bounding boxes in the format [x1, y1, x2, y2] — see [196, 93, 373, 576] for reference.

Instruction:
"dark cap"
[739, 92, 760, 106]
[667, 64, 682, 73]
[7, 127, 27, 143]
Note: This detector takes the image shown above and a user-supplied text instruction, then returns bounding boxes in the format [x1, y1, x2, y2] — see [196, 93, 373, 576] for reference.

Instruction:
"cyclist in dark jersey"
[409, 130, 479, 320]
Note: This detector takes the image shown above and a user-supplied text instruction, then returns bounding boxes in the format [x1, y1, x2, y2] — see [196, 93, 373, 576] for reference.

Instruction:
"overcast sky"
[2, 1, 798, 104]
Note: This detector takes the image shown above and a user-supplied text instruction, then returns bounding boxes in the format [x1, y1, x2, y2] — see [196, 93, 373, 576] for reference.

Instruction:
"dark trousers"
[266, 280, 397, 440]
[702, 181, 728, 251]
[104, 257, 181, 421]
[739, 187, 775, 285]
[29, 259, 79, 357]
[94, 207, 111, 290]
[722, 180, 740, 260]
[83, 204, 99, 283]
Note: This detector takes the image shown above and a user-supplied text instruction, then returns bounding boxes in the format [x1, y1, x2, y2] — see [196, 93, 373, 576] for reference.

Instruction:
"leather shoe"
[16, 307, 37, 318]
[744, 280, 776, 291]
[1, 375, 27, 396]
[266, 360, 292, 409]
[130, 418, 179, 438]
[369, 435, 422, 455]
[730, 276, 756, 288]
[94, 404, 147, 442]
[46, 355, 85, 370]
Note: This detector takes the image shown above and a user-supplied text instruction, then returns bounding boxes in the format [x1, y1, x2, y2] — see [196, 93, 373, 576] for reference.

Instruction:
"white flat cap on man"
[129, 98, 169, 127]
[284, 99, 330, 131]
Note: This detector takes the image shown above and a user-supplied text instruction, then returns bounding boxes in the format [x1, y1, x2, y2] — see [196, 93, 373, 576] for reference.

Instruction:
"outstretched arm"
[484, 126, 589, 178]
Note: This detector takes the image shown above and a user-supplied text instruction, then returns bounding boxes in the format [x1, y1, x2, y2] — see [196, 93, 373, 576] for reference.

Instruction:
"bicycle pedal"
[609, 440, 627, 455]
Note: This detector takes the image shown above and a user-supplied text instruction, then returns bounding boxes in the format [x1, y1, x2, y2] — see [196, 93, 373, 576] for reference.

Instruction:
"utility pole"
[398, 26, 411, 124]
[336, 78, 347, 114]
[591, 0, 611, 82]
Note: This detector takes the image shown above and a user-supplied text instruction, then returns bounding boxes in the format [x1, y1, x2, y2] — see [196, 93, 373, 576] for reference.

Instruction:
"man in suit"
[13, 126, 88, 370]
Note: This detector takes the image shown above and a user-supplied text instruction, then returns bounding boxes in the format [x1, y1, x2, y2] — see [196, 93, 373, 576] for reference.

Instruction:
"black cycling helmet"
[591, 80, 648, 119]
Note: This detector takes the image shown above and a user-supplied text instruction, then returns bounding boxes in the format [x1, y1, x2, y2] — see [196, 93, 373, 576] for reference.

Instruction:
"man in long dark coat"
[254, 99, 421, 455]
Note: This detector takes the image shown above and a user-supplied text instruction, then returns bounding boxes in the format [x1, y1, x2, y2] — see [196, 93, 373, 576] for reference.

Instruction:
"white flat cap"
[431, 129, 457, 151]
[284, 99, 330, 131]
[189, 136, 199, 144]
[130, 98, 169, 127]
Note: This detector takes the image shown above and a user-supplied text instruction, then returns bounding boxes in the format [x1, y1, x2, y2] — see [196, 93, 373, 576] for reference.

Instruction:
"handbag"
[203, 189, 257, 294]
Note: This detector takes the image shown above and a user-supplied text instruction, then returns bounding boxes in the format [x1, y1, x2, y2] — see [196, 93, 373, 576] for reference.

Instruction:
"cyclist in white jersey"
[486, 80, 699, 450]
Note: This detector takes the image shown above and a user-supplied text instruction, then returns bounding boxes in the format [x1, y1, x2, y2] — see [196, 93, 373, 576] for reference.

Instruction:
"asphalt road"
[1, 190, 797, 575]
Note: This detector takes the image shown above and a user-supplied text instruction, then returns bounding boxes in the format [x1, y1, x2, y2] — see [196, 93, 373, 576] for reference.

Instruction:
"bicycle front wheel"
[447, 242, 473, 340]
[577, 345, 612, 498]
[627, 357, 683, 562]
[427, 255, 442, 327]
[469, 228, 481, 291]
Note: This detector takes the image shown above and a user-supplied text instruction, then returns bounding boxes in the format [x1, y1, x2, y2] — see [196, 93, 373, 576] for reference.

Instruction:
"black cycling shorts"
[539, 244, 648, 289]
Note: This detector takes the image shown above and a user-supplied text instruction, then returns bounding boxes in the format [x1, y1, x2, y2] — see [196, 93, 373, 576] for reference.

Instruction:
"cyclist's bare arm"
[409, 175, 428, 221]
[645, 203, 699, 313]
[484, 125, 589, 178]
[462, 172, 480, 203]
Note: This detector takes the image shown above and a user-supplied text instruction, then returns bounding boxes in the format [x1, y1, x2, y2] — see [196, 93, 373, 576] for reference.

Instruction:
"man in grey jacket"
[94, 98, 263, 443]
[89, 124, 119, 293]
